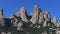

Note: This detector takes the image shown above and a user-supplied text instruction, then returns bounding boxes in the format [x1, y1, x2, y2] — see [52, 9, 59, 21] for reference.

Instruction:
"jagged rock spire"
[34, 5, 41, 12]
[30, 5, 42, 24]
[16, 6, 26, 16]
[56, 21, 60, 27]
[0, 9, 5, 27]
[51, 16, 59, 27]
[44, 11, 50, 21]
[53, 16, 57, 21]
[52, 16, 58, 23]
[38, 12, 44, 24]
[16, 6, 29, 22]
[0, 8, 3, 15]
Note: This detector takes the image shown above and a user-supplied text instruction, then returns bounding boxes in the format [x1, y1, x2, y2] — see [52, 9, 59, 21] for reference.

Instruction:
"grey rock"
[7, 32, 11, 34]
[30, 5, 41, 24]
[56, 21, 60, 27]
[51, 16, 58, 23]
[10, 15, 18, 26]
[17, 21, 24, 31]
[43, 11, 51, 26]
[44, 11, 50, 21]
[51, 16, 58, 26]
[1, 32, 6, 34]
[56, 30, 60, 34]
[38, 12, 44, 24]
[0, 9, 5, 27]
[16, 6, 29, 23]
[0, 9, 3, 15]
[43, 21, 47, 27]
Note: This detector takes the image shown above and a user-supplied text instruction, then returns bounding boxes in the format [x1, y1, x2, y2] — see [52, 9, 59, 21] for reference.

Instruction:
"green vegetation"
[0, 21, 58, 34]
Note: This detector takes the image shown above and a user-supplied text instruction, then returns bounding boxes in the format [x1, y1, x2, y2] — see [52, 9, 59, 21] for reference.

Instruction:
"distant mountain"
[0, 5, 60, 34]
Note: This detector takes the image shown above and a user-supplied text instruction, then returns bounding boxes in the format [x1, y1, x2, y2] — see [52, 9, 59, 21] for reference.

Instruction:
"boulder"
[56, 30, 60, 34]
[1, 32, 6, 34]
[7, 32, 11, 34]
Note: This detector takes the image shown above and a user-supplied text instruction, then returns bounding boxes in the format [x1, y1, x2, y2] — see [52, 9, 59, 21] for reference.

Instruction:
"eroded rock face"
[30, 5, 41, 24]
[52, 16, 58, 23]
[10, 15, 22, 26]
[0, 9, 5, 27]
[43, 21, 47, 27]
[43, 11, 51, 26]
[10, 15, 18, 26]
[51, 16, 58, 26]
[56, 21, 60, 27]
[44, 11, 50, 21]
[17, 21, 24, 31]
[16, 6, 29, 23]
[38, 12, 44, 25]
[0, 9, 3, 15]
[1, 5, 60, 33]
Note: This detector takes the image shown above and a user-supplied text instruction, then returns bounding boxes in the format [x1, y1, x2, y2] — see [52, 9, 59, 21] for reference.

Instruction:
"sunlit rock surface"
[30, 5, 41, 24]
[16, 6, 29, 23]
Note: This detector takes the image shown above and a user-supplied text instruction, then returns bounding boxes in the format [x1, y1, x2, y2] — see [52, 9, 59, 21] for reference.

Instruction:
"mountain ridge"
[0, 5, 60, 34]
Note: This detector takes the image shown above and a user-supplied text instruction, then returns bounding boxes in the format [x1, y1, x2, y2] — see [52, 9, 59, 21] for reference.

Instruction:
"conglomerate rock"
[0, 5, 60, 34]
[16, 6, 29, 23]
[56, 30, 60, 34]
[38, 12, 44, 25]
[17, 21, 24, 31]
[30, 5, 41, 24]
[0, 9, 5, 27]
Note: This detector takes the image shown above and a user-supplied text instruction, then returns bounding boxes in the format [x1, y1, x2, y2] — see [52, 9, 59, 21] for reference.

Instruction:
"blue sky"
[0, 0, 60, 20]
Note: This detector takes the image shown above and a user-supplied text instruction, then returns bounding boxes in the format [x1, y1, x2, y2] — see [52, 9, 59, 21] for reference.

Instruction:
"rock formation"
[30, 5, 41, 24]
[38, 12, 44, 25]
[16, 6, 29, 23]
[7, 32, 11, 34]
[51, 16, 60, 27]
[43, 11, 51, 27]
[10, 15, 20, 26]
[56, 30, 60, 34]
[0, 9, 5, 27]
[1, 32, 6, 34]
[17, 21, 24, 31]
[56, 21, 60, 27]
[0, 5, 60, 34]
[44, 11, 50, 21]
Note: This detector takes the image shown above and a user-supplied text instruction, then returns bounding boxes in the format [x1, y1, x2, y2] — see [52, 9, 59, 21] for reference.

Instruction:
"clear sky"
[0, 0, 60, 20]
